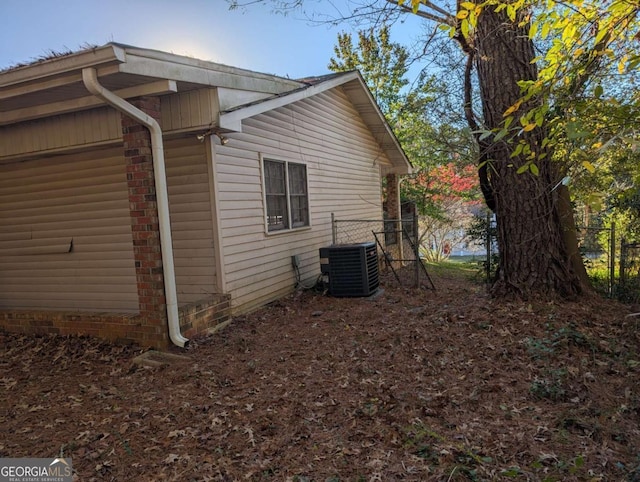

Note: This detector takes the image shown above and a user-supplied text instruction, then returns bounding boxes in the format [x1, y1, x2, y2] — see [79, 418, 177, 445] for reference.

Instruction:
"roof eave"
[220, 70, 413, 175]
[0, 43, 307, 127]
[0, 44, 126, 88]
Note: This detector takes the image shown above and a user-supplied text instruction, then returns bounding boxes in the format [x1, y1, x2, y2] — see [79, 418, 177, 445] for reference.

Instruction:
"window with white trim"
[263, 159, 309, 232]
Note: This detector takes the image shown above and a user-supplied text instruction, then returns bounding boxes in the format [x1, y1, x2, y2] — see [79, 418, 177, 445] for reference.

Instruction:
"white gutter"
[82, 67, 188, 348]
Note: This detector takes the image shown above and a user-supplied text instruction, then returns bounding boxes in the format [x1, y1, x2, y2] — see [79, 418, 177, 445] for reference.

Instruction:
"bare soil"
[2, 266, 640, 481]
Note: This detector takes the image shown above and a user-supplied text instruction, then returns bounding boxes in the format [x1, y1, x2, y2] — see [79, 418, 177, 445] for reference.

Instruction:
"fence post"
[609, 222, 616, 295]
[620, 236, 627, 288]
[486, 211, 491, 284]
[413, 210, 420, 287]
[331, 212, 336, 245]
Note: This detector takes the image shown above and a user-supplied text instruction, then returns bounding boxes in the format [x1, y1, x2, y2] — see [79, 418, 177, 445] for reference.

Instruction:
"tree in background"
[328, 25, 480, 259]
[560, 96, 640, 277]
[329, 26, 410, 120]
[327, 25, 452, 172]
[405, 163, 481, 261]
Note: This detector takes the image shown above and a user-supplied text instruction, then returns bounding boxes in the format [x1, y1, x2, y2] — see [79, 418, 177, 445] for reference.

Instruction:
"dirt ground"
[2, 265, 640, 481]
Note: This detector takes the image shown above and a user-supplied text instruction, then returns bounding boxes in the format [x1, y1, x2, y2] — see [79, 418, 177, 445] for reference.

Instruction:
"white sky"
[0, 0, 425, 79]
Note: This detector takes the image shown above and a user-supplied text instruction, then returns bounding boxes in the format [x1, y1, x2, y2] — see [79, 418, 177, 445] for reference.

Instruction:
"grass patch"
[530, 368, 568, 401]
[424, 258, 481, 280]
[584, 256, 612, 295]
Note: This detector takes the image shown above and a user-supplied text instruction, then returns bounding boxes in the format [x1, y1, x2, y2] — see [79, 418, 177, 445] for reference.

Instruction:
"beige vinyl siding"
[164, 138, 217, 304]
[1, 89, 219, 160]
[161, 89, 219, 132]
[215, 87, 388, 313]
[0, 147, 138, 312]
[0, 107, 122, 159]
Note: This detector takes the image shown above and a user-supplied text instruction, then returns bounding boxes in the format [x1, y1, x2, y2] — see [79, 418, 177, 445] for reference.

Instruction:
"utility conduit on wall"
[81, 67, 188, 348]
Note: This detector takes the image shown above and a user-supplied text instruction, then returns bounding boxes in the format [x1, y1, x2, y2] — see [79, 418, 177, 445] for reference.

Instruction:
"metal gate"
[619, 240, 640, 303]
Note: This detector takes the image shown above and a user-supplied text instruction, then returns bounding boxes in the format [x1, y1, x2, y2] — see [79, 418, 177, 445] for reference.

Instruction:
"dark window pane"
[288, 163, 309, 227]
[265, 160, 286, 195]
[290, 194, 308, 227]
[288, 163, 307, 195]
[266, 194, 288, 230]
[264, 159, 309, 231]
[264, 160, 288, 231]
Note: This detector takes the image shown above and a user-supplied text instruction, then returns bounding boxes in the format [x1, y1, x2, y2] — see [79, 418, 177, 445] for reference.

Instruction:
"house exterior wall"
[0, 147, 139, 312]
[214, 87, 392, 313]
[0, 98, 222, 347]
[0, 107, 122, 159]
[160, 88, 219, 133]
[0, 91, 223, 309]
[164, 137, 218, 303]
[0, 71, 401, 343]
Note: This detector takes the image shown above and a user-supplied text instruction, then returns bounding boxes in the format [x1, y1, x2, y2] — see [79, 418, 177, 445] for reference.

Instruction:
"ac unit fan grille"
[319, 242, 379, 296]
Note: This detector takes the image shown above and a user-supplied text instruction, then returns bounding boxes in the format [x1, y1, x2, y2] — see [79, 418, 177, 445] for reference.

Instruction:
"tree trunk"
[474, 6, 584, 298]
[557, 184, 593, 291]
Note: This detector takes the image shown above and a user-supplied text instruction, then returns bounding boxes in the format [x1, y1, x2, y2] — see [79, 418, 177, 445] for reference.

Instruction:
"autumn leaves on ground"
[1, 265, 639, 481]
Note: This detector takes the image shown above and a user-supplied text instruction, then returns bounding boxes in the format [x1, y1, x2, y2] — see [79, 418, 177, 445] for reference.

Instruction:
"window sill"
[265, 225, 312, 236]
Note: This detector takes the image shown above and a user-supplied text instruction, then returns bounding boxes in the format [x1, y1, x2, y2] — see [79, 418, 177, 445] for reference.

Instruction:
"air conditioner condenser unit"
[319, 242, 379, 296]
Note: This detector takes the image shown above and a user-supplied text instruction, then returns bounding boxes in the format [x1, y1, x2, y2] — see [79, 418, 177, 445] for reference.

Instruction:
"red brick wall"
[0, 311, 163, 346]
[121, 97, 169, 347]
[179, 294, 231, 338]
[385, 173, 400, 220]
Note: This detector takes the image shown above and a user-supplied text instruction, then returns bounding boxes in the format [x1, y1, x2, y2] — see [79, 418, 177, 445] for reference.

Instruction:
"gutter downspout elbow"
[82, 67, 188, 348]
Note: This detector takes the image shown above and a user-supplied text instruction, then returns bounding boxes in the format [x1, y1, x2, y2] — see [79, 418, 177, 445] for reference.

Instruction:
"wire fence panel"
[332, 218, 417, 262]
[620, 241, 640, 303]
[332, 216, 433, 289]
[332, 219, 385, 245]
[576, 225, 615, 294]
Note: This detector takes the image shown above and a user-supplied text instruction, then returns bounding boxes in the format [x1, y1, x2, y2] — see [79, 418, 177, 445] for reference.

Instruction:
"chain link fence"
[332, 216, 414, 255]
[331, 214, 434, 289]
[331, 214, 638, 299]
[619, 241, 640, 303]
[577, 225, 616, 295]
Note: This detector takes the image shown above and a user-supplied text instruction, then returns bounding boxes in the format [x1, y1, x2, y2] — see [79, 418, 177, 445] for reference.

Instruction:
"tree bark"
[557, 184, 593, 291]
[473, 6, 584, 298]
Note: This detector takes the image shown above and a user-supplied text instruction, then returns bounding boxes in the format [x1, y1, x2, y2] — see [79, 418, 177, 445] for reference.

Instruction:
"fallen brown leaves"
[1, 267, 640, 481]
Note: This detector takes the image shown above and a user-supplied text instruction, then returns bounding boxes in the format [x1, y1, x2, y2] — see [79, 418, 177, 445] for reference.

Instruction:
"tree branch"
[417, 0, 454, 19]
[463, 54, 478, 132]
[386, 0, 456, 26]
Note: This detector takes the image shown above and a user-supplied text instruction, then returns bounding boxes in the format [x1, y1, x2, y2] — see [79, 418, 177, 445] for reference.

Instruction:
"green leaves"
[454, 0, 487, 38]
[586, 192, 604, 211]
[566, 121, 589, 140]
[516, 161, 539, 176]
[328, 25, 409, 116]
[594, 84, 604, 99]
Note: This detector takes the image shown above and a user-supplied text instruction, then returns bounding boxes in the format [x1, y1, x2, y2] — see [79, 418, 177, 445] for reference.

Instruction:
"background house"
[0, 43, 411, 348]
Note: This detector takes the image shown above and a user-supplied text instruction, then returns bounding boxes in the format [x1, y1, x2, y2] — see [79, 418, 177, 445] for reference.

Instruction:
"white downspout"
[82, 67, 188, 348]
